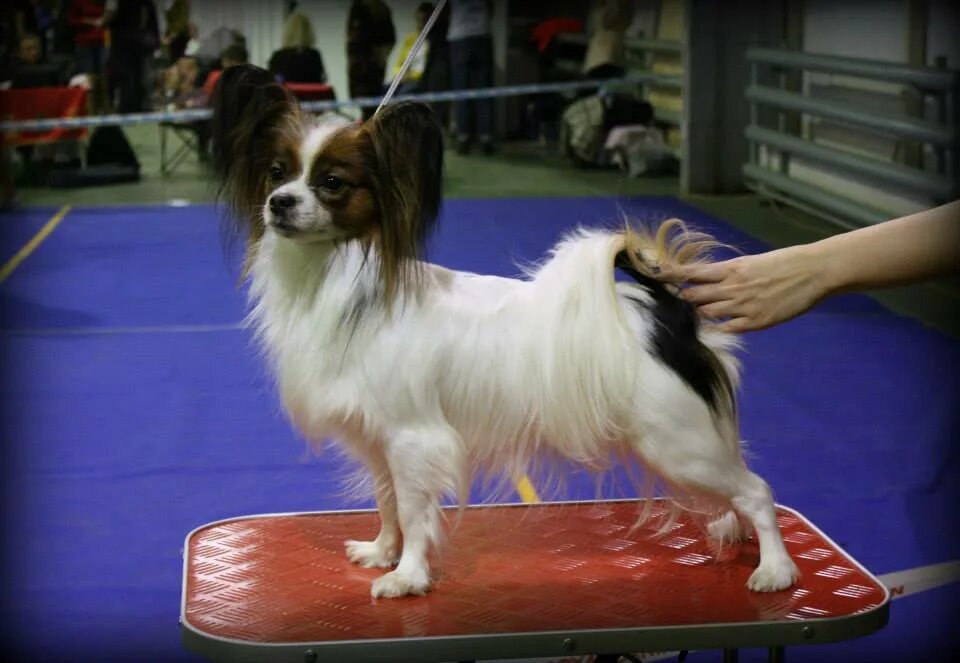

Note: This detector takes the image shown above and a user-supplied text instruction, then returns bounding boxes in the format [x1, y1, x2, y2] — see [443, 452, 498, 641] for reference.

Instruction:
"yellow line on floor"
[516, 475, 541, 503]
[0, 205, 71, 284]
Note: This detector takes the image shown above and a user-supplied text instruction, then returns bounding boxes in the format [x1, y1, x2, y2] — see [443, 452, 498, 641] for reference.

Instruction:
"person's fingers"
[718, 317, 755, 333]
[680, 284, 727, 305]
[665, 260, 730, 284]
[699, 300, 737, 320]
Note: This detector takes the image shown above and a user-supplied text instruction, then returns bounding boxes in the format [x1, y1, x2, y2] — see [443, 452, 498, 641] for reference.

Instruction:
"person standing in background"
[420, 0, 450, 124]
[162, 0, 191, 62]
[387, 3, 433, 95]
[67, 0, 111, 77]
[107, 0, 159, 112]
[448, 0, 494, 155]
[269, 10, 326, 84]
[582, 0, 634, 79]
[346, 0, 395, 120]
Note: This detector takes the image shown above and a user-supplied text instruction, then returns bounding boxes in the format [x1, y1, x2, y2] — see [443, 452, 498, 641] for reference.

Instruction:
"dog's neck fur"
[250, 234, 377, 351]
[245, 234, 384, 434]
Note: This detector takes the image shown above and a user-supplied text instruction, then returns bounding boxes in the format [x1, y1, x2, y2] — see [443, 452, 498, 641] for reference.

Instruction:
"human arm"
[664, 200, 960, 332]
[816, 200, 960, 294]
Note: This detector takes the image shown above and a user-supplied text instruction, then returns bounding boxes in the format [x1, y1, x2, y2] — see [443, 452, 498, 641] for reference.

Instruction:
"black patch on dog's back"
[615, 251, 729, 413]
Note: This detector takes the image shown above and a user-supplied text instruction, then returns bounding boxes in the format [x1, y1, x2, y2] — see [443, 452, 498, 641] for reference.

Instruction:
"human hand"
[662, 244, 828, 332]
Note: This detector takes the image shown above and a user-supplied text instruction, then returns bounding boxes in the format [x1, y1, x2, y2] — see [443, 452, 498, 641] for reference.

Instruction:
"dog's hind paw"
[371, 568, 431, 598]
[707, 511, 747, 543]
[345, 539, 397, 569]
[746, 558, 800, 592]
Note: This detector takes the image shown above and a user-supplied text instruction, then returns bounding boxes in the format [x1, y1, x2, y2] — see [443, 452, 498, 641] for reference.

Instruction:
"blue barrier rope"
[0, 73, 681, 132]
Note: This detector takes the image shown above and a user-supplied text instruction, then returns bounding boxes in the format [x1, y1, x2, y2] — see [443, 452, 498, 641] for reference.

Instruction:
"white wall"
[788, 0, 956, 217]
[185, 0, 287, 76]
[803, 0, 906, 62]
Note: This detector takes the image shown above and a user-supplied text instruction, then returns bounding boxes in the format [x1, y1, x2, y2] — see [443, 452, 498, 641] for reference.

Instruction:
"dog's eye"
[268, 164, 285, 181]
[320, 175, 344, 192]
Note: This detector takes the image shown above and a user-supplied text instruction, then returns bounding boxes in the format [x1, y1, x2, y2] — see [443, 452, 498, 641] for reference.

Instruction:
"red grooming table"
[181, 500, 889, 662]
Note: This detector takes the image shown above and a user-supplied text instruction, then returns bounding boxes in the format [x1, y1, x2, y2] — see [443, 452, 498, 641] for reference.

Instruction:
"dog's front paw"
[345, 539, 398, 569]
[746, 558, 800, 592]
[370, 568, 431, 598]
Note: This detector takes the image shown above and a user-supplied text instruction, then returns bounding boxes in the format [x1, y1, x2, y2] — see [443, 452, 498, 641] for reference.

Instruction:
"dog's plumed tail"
[614, 219, 741, 448]
[499, 219, 741, 498]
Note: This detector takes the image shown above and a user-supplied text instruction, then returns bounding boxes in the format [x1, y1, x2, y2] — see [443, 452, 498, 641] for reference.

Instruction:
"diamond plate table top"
[182, 501, 888, 646]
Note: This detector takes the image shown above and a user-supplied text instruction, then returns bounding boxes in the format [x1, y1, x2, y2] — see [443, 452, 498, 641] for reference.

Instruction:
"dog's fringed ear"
[211, 64, 301, 259]
[364, 101, 444, 301]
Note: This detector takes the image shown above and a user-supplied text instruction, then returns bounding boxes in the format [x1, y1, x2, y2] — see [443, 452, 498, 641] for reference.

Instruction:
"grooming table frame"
[181, 500, 889, 662]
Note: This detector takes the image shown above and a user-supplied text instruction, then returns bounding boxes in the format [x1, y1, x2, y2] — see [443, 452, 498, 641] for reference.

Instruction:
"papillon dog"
[211, 65, 799, 598]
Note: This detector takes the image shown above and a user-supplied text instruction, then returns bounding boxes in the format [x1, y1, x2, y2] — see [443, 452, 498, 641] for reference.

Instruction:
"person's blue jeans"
[449, 35, 493, 143]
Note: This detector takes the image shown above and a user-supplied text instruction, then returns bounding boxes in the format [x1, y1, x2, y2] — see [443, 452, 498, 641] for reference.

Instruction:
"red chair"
[0, 87, 88, 147]
[283, 82, 336, 103]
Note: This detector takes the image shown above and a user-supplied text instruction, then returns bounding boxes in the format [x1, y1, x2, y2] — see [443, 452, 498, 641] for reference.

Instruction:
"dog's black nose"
[269, 193, 298, 214]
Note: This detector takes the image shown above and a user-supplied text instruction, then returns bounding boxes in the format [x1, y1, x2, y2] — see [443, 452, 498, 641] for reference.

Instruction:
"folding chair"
[158, 120, 206, 175]
[159, 66, 218, 176]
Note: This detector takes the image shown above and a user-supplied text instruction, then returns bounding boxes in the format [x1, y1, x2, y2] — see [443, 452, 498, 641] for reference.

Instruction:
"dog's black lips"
[270, 220, 299, 236]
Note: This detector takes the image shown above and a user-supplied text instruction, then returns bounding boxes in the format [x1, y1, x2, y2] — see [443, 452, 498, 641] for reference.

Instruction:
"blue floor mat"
[1, 197, 957, 660]
[0, 206, 63, 265]
[1, 204, 246, 329]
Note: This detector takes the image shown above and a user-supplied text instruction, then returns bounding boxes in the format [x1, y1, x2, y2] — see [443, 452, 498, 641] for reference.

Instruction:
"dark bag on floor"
[48, 164, 141, 188]
[48, 126, 141, 188]
[86, 126, 140, 169]
[602, 93, 654, 132]
[561, 92, 654, 167]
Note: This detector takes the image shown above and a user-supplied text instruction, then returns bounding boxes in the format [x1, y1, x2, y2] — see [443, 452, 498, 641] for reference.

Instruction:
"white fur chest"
[247, 236, 375, 438]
